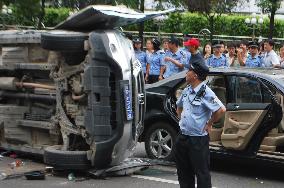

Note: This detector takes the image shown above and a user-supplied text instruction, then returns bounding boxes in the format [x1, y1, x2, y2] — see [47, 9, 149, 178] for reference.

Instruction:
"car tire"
[145, 122, 177, 161]
[44, 145, 90, 170]
[41, 31, 88, 52]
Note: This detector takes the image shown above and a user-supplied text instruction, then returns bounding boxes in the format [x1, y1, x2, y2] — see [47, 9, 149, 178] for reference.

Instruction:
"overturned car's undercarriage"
[0, 28, 145, 170]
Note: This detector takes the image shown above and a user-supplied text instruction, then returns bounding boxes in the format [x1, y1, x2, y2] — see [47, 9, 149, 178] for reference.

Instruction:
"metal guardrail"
[124, 31, 284, 48]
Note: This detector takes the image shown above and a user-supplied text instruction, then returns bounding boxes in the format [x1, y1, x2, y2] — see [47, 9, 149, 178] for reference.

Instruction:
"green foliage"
[256, 0, 281, 13]
[12, 0, 41, 27]
[43, 7, 71, 27]
[125, 12, 284, 38]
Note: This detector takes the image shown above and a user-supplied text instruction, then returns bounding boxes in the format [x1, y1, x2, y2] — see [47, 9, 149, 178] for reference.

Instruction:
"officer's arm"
[207, 106, 226, 127]
[176, 107, 183, 119]
[167, 58, 184, 68]
[159, 65, 166, 80]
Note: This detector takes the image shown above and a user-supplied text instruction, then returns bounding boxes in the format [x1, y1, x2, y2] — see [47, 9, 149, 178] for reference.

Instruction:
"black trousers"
[147, 75, 159, 84]
[174, 134, 211, 188]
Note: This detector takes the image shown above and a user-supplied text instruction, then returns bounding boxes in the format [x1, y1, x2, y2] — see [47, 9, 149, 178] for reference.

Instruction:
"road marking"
[131, 175, 179, 185]
[131, 175, 217, 188]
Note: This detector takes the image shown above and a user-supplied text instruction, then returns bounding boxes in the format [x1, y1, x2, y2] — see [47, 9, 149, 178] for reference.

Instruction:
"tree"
[186, 0, 242, 41]
[257, 0, 282, 39]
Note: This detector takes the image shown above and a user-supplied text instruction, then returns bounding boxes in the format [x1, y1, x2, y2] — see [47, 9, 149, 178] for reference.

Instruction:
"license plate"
[124, 84, 133, 120]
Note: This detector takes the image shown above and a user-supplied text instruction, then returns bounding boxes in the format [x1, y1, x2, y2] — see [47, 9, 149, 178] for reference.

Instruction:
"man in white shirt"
[262, 39, 280, 68]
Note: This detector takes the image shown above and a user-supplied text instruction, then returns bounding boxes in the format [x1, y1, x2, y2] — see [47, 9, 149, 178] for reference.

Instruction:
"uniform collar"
[170, 49, 180, 56]
[189, 82, 205, 94]
[213, 54, 222, 59]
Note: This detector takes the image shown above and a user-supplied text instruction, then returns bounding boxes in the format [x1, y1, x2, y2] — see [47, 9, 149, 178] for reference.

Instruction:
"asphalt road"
[1, 142, 284, 188]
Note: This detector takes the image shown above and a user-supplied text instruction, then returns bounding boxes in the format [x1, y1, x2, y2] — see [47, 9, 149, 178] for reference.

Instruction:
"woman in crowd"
[203, 43, 212, 60]
[145, 38, 164, 84]
[133, 38, 147, 76]
[226, 42, 239, 67]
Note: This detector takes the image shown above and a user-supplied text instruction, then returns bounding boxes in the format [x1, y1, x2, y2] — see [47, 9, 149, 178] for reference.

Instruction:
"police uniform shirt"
[162, 49, 187, 78]
[245, 54, 263, 68]
[206, 54, 229, 68]
[135, 50, 147, 73]
[181, 47, 192, 63]
[176, 82, 224, 136]
[146, 50, 165, 76]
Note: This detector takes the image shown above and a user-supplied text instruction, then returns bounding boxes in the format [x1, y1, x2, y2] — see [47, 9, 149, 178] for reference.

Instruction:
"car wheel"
[41, 31, 88, 52]
[44, 145, 90, 170]
[145, 122, 177, 161]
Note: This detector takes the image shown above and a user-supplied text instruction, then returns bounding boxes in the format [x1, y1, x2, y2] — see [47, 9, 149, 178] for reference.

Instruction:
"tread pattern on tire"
[44, 145, 90, 170]
[41, 32, 88, 52]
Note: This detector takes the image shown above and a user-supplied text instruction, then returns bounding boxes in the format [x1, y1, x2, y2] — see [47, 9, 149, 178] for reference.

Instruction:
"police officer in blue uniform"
[145, 38, 164, 84]
[160, 37, 188, 79]
[245, 41, 263, 68]
[133, 38, 147, 74]
[175, 61, 226, 188]
[206, 41, 229, 68]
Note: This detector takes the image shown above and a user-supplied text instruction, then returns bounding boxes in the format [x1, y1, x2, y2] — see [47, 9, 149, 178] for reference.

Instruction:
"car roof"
[56, 5, 175, 31]
[147, 67, 284, 93]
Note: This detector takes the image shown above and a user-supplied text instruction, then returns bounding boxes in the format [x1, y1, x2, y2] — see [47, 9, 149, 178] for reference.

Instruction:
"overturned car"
[0, 5, 172, 170]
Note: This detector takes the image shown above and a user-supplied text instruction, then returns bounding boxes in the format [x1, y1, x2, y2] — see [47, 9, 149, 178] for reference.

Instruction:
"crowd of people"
[133, 36, 284, 84]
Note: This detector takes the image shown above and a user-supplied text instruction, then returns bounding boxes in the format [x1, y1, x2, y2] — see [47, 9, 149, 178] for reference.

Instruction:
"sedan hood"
[55, 5, 175, 31]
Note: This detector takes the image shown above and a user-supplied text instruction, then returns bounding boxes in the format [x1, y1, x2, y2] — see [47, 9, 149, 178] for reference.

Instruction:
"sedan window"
[228, 76, 262, 103]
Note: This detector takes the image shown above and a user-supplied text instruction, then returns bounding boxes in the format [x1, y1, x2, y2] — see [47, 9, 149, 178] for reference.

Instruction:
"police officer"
[145, 38, 164, 84]
[206, 41, 229, 68]
[160, 36, 187, 79]
[133, 38, 147, 75]
[175, 61, 226, 188]
[245, 41, 263, 68]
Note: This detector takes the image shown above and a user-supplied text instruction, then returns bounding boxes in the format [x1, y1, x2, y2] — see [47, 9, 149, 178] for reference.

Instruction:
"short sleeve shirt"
[245, 54, 263, 67]
[206, 54, 229, 68]
[176, 82, 224, 136]
[162, 49, 187, 78]
[146, 50, 165, 75]
[135, 50, 147, 73]
[262, 50, 280, 67]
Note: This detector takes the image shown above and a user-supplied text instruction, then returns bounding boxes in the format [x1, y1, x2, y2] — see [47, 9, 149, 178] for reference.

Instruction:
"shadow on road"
[211, 157, 284, 182]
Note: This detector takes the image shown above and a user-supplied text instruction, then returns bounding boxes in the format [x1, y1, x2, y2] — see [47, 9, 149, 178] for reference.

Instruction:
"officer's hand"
[164, 57, 172, 62]
[158, 75, 164, 80]
[145, 74, 149, 83]
[203, 123, 212, 134]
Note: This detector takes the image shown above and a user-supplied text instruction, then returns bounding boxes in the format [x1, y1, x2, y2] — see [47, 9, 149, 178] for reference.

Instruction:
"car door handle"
[233, 104, 240, 109]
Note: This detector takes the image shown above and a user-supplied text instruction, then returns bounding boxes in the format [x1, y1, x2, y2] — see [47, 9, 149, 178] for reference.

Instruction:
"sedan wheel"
[145, 122, 177, 161]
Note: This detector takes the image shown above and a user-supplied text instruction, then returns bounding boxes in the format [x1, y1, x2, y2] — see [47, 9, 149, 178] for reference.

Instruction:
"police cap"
[212, 41, 223, 48]
[168, 36, 179, 46]
[133, 38, 142, 43]
[189, 61, 209, 81]
[248, 41, 259, 48]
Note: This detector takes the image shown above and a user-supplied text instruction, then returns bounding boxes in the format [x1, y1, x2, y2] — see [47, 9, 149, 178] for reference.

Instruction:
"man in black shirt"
[183, 38, 205, 68]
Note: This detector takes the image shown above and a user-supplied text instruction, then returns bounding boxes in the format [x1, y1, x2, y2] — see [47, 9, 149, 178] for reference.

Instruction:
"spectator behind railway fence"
[236, 40, 249, 66]
[145, 38, 164, 84]
[245, 41, 263, 68]
[226, 42, 239, 67]
[160, 36, 188, 80]
[206, 41, 229, 68]
[161, 38, 169, 53]
[262, 39, 280, 68]
[183, 38, 204, 67]
[203, 43, 212, 61]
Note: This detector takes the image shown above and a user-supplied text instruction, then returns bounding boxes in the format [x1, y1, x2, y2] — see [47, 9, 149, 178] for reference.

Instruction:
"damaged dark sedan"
[140, 68, 284, 165]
